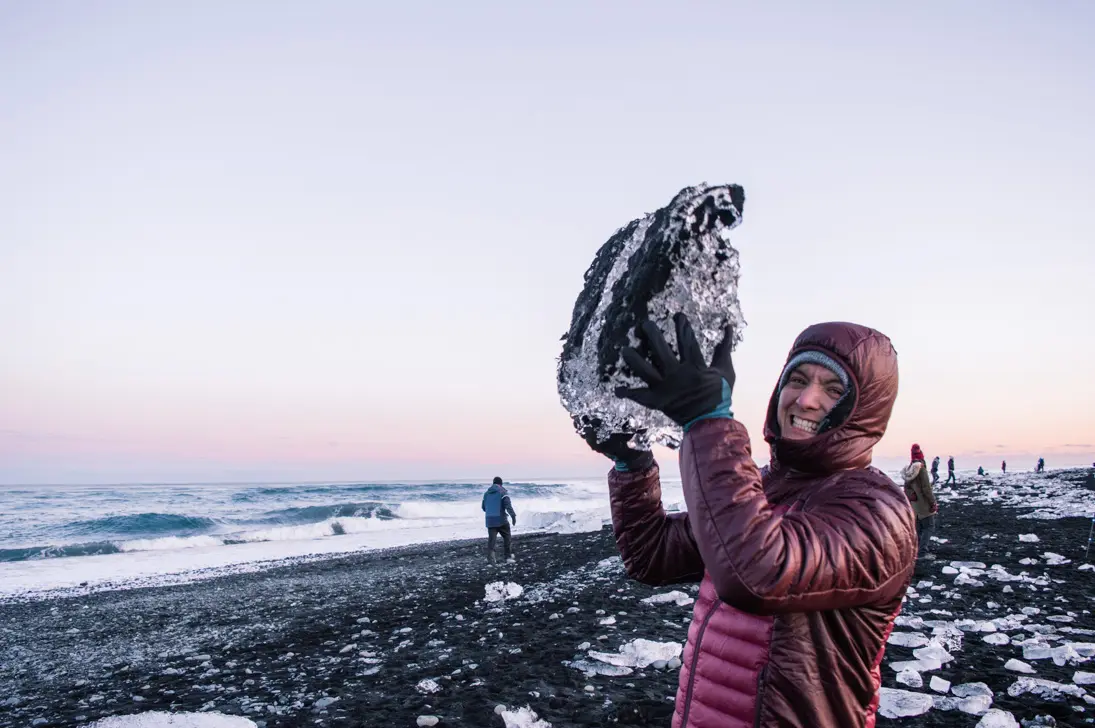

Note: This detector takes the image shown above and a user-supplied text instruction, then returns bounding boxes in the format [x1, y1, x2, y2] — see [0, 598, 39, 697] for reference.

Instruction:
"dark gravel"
[2, 468, 1093, 727]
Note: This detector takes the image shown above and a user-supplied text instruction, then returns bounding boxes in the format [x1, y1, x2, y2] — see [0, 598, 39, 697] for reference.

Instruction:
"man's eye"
[828, 388, 844, 398]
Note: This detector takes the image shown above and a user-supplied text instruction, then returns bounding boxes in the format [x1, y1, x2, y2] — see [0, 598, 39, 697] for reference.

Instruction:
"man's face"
[777, 363, 847, 440]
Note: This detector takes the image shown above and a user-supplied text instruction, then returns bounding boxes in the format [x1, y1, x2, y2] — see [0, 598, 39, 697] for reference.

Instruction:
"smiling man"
[581, 316, 917, 728]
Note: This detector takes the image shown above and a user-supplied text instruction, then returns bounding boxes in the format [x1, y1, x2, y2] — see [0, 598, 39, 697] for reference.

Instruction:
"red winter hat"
[910, 444, 925, 463]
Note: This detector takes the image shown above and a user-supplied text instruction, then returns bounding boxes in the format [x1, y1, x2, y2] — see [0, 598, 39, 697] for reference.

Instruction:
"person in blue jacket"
[482, 476, 517, 564]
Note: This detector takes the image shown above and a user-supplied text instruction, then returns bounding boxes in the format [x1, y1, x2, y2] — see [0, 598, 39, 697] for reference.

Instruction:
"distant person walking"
[1036, 457, 1045, 473]
[1002, 460, 1007, 474]
[903, 444, 938, 559]
[482, 476, 517, 564]
[930, 456, 940, 485]
[945, 456, 957, 485]
[977, 466, 985, 476]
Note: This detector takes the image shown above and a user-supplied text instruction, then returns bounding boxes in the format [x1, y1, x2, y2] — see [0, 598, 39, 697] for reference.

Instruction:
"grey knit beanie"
[777, 350, 854, 433]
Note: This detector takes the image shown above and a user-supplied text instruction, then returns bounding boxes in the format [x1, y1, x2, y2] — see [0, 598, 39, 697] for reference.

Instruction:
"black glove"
[575, 416, 654, 473]
[616, 314, 735, 430]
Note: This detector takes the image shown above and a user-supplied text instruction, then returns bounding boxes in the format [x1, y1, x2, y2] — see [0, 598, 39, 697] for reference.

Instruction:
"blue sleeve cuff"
[614, 451, 655, 472]
[682, 379, 734, 432]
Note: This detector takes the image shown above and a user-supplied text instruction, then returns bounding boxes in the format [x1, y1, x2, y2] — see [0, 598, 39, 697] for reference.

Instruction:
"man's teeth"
[792, 416, 818, 433]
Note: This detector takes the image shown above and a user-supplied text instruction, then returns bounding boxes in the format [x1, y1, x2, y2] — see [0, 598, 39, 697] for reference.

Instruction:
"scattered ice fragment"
[1074, 671, 1095, 685]
[952, 683, 994, 699]
[933, 695, 959, 711]
[930, 676, 951, 693]
[587, 639, 682, 668]
[564, 659, 633, 677]
[1024, 645, 1053, 660]
[1007, 676, 1089, 699]
[416, 717, 440, 728]
[1022, 607, 1042, 616]
[641, 591, 694, 607]
[499, 705, 552, 728]
[955, 573, 985, 587]
[1051, 644, 1089, 666]
[1005, 659, 1036, 674]
[975, 709, 1019, 728]
[599, 616, 617, 625]
[942, 566, 959, 575]
[984, 633, 1011, 646]
[416, 679, 441, 694]
[878, 688, 934, 718]
[484, 582, 524, 602]
[1018, 534, 1040, 543]
[951, 561, 987, 570]
[896, 669, 923, 688]
[86, 714, 258, 727]
[892, 658, 941, 672]
[888, 632, 930, 648]
[958, 694, 993, 715]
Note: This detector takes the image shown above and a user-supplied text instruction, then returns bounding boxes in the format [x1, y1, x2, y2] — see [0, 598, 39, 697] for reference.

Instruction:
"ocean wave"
[0, 541, 122, 562]
[230, 481, 570, 502]
[66, 512, 219, 537]
[255, 502, 398, 524]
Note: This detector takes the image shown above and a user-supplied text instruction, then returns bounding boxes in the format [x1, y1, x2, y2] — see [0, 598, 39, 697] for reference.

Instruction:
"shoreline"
[3, 474, 1095, 727]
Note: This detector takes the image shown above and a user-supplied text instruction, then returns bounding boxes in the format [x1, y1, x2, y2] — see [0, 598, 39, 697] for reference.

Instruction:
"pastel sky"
[2, 1, 1093, 485]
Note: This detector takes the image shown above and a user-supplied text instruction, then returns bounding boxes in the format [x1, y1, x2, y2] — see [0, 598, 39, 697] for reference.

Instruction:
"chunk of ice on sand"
[975, 709, 1019, 728]
[878, 688, 933, 718]
[588, 638, 682, 668]
[500, 706, 552, 728]
[484, 582, 524, 602]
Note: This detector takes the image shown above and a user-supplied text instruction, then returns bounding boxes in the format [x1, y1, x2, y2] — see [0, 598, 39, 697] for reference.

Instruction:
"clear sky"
[2, 1, 1093, 485]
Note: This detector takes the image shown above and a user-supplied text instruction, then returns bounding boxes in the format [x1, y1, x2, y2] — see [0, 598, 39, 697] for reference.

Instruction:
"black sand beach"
[2, 470, 1094, 727]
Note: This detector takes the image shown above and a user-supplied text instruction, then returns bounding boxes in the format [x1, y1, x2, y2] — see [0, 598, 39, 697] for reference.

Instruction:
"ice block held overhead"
[557, 183, 747, 451]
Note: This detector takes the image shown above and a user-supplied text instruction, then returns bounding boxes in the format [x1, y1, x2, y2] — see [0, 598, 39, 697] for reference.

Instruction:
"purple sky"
[2, 1, 1093, 484]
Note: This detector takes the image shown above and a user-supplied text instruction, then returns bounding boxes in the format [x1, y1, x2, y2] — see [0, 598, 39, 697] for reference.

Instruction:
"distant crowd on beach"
[899, 448, 1051, 562]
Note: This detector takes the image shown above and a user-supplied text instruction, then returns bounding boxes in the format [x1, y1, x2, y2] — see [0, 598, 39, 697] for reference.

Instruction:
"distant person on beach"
[1036, 457, 1045, 473]
[946, 456, 957, 484]
[978, 466, 985, 476]
[580, 317, 916, 728]
[1002, 460, 1007, 473]
[903, 444, 938, 559]
[930, 455, 940, 485]
[481, 476, 516, 564]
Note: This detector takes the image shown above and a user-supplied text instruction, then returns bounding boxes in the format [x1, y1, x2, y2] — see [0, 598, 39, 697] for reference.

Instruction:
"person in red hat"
[902, 443, 938, 559]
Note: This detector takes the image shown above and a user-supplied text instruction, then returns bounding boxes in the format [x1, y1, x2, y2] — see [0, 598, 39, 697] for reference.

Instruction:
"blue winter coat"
[482, 484, 516, 527]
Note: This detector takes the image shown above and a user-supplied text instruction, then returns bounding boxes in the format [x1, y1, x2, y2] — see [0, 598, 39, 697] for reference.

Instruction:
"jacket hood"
[763, 322, 898, 474]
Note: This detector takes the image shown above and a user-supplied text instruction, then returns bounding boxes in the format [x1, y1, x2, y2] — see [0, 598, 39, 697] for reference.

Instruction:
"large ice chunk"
[558, 184, 746, 449]
[878, 688, 934, 718]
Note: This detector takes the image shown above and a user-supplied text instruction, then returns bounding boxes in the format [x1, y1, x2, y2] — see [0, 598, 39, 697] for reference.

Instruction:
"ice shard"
[557, 183, 747, 450]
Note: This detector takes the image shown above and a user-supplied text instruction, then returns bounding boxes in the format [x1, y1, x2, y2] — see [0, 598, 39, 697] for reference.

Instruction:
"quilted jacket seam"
[687, 421, 909, 607]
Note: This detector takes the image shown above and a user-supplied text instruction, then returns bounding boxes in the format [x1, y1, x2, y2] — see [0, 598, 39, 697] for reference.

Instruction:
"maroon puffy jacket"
[608, 322, 917, 728]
